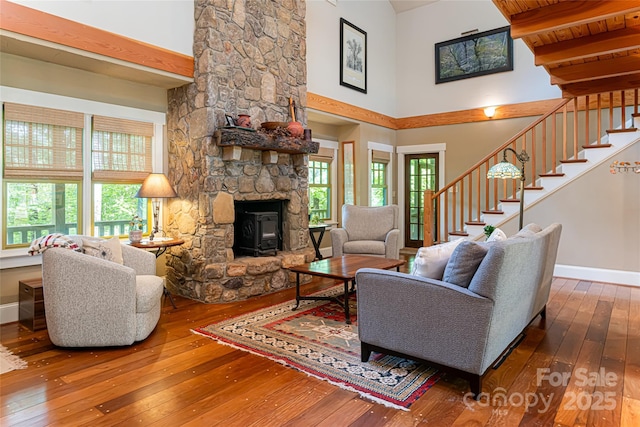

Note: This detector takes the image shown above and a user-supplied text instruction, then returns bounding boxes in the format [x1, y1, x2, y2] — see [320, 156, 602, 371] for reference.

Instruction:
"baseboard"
[0, 302, 19, 325]
[554, 264, 640, 287]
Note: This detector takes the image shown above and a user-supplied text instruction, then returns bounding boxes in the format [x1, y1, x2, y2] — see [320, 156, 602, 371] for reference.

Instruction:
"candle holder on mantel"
[610, 160, 640, 174]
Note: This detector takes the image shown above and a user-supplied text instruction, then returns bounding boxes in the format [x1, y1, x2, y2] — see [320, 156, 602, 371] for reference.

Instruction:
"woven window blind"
[92, 116, 153, 181]
[310, 147, 334, 161]
[372, 150, 391, 163]
[3, 103, 84, 178]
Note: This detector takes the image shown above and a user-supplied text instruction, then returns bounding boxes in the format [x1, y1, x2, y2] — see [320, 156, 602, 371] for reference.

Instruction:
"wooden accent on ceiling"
[308, 93, 568, 130]
[395, 99, 564, 129]
[307, 93, 397, 129]
[0, 0, 194, 78]
[492, 0, 640, 97]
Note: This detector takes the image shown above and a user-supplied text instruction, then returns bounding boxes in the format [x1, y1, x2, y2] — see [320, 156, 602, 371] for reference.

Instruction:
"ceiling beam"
[550, 55, 640, 85]
[561, 73, 640, 97]
[510, 1, 640, 39]
[535, 26, 640, 66]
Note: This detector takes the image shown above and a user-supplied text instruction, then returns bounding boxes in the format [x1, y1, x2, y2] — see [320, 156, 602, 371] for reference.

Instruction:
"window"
[308, 159, 331, 221]
[91, 116, 153, 237]
[371, 162, 387, 206]
[3, 103, 83, 247]
[370, 149, 390, 206]
[1, 95, 163, 252]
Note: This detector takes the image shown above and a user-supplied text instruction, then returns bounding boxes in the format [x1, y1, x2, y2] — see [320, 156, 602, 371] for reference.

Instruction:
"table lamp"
[487, 147, 529, 230]
[135, 173, 177, 241]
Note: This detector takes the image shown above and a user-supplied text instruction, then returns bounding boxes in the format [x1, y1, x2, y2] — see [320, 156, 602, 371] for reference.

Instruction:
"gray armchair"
[330, 204, 400, 259]
[42, 236, 164, 347]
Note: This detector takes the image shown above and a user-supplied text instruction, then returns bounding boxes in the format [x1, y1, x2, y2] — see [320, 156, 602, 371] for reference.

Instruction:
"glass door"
[405, 154, 438, 248]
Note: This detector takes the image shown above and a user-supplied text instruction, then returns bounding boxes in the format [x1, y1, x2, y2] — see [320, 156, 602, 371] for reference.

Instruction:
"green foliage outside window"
[5, 182, 79, 245]
[309, 160, 330, 220]
[371, 162, 387, 207]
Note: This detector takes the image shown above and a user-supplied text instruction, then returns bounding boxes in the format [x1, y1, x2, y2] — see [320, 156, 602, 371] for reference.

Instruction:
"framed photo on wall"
[435, 26, 513, 84]
[342, 141, 356, 205]
[340, 18, 367, 93]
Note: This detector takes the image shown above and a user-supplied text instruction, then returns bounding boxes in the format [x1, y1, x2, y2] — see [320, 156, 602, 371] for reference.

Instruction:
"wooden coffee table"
[289, 255, 405, 324]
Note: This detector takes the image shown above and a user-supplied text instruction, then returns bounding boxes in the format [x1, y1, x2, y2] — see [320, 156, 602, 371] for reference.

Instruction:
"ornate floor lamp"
[487, 148, 529, 230]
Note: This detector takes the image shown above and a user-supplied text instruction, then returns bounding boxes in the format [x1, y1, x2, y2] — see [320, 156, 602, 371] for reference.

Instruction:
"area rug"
[0, 345, 28, 374]
[192, 286, 441, 410]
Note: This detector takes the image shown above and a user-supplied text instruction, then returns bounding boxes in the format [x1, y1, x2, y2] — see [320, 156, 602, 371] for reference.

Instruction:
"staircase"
[424, 89, 640, 245]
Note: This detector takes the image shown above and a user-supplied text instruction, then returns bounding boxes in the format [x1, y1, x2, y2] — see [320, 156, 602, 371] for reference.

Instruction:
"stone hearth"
[164, 0, 313, 303]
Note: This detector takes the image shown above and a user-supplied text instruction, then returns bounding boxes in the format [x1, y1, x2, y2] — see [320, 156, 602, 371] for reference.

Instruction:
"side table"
[309, 224, 329, 260]
[128, 237, 184, 309]
[19, 278, 46, 331]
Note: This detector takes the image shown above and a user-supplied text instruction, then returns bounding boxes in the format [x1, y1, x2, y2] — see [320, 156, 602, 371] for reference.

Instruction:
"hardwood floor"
[1, 256, 639, 426]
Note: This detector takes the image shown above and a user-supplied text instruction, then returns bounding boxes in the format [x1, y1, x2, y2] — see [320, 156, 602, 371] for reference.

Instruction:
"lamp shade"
[135, 173, 177, 198]
[487, 161, 522, 179]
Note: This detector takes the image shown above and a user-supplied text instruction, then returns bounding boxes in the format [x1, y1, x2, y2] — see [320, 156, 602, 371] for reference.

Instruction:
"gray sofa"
[42, 236, 164, 347]
[355, 223, 562, 396]
[331, 204, 400, 259]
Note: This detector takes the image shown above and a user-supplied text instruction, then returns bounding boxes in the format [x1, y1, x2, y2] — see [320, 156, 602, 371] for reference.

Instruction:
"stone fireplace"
[163, 0, 316, 303]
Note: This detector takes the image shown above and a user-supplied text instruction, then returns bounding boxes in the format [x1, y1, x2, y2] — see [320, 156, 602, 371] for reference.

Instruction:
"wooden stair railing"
[423, 89, 639, 246]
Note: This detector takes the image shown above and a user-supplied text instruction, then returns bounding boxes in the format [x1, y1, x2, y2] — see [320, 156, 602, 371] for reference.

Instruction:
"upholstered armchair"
[41, 236, 164, 347]
[330, 204, 400, 259]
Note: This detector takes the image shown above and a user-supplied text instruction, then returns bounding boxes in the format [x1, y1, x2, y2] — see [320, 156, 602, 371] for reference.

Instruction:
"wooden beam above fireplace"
[214, 129, 320, 155]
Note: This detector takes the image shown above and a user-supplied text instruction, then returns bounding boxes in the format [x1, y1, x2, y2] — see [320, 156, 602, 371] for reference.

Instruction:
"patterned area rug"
[0, 345, 28, 374]
[193, 286, 441, 410]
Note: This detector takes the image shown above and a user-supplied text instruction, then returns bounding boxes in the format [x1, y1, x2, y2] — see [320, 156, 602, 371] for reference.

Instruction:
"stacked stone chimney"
[164, 0, 314, 303]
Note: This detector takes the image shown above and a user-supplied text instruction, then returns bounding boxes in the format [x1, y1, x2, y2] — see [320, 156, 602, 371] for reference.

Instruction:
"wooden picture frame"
[435, 26, 513, 84]
[342, 141, 355, 205]
[340, 18, 367, 93]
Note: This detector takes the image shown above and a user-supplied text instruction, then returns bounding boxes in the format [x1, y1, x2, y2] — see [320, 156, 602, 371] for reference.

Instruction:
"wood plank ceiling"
[492, 0, 640, 97]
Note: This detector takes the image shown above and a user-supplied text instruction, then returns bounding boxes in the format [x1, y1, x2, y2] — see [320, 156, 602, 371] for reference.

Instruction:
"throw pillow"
[486, 228, 507, 242]
[411, 239, 464, 280]
[442, 241, 489, 288]
[28, 233, 80, 256]
[82, 237, 124, 264]
[510, 223, 542, 239]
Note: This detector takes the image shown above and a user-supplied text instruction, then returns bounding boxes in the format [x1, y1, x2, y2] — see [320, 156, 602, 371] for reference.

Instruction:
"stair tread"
[465, 221, 485, 226]
[560, 159, 588, 163]
[482, 210, 504, 214]
[607, 127, 637, 134]
[500, 198, 520, 203]
[582, 144, 612, 149]
[449, 231, 469, 236]
[539, 173, 565, 177]
[525, 186, 544, 190]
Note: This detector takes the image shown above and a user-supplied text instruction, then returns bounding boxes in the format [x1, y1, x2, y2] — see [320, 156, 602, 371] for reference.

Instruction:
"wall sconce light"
[484, 106, 497, 119]
[135, 173, 177, 241]
[487, 147, 529, 230]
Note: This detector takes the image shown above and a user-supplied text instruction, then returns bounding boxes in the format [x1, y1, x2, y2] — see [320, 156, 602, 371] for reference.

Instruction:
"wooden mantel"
[214, 128, 319, 155]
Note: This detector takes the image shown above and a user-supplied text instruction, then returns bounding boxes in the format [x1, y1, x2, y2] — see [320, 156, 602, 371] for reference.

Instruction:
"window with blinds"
[371, 150, 390, 207]
[92, 116, 153, 181]
[309, 147, 334, 221]
[2, 103, 83, 246]
[3, 103, 84, 179]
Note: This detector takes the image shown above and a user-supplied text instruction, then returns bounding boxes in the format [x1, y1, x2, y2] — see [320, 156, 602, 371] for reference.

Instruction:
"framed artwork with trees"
[435, 26, 513, 84]
[340, 18, 367, 93]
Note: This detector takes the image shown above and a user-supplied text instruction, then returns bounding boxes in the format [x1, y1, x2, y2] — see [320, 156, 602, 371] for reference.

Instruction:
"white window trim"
[0, 86, 166, 269]
[396, 143, 446, 249]
[367, 141, 393, 206]
[312, 138, 339, 224]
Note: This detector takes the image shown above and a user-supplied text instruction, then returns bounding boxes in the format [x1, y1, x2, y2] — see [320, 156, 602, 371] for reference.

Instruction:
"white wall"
[307, 0, 398, 117]
[10, 0, 194, 56]
[395, 0, 561, 116]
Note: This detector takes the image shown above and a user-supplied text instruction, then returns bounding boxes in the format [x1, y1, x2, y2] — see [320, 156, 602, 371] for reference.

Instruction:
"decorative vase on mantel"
[129, 230, 143, 243]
